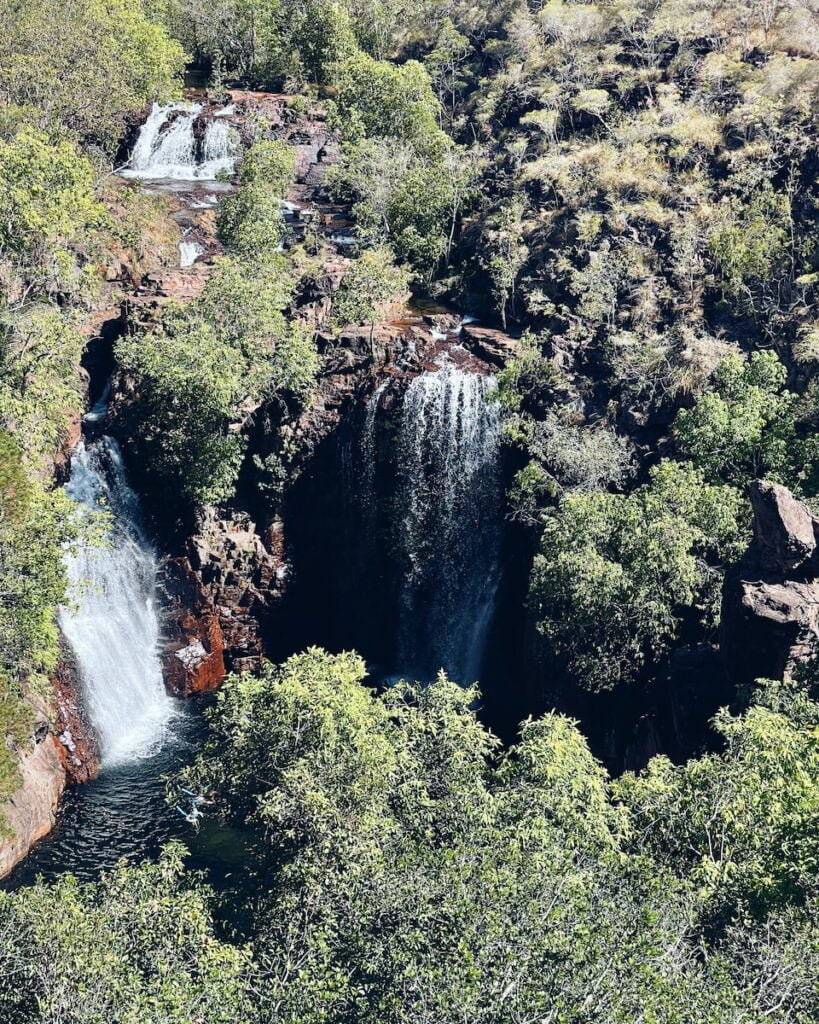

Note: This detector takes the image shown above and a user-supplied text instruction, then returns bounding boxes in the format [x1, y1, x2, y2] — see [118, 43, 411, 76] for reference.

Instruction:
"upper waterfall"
[123, 101, 239, 181]
[394, 359, 503, 684]
[59, 437, 176, 765]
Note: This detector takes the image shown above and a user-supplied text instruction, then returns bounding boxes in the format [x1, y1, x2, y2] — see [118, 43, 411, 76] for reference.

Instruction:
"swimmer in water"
[181, 787, 218, 807]
[176, 803, 204, 827]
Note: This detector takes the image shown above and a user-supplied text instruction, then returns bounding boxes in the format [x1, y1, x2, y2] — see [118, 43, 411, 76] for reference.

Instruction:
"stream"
[3, 99, 511, 891]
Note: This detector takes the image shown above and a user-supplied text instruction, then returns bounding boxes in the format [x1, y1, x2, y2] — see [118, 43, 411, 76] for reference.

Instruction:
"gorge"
[3, 3, 819, 1018]
[2, 95, 519, 883]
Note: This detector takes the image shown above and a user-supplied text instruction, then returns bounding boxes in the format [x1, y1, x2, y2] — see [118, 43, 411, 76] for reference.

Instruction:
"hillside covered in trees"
[2, 0, 819, 1021]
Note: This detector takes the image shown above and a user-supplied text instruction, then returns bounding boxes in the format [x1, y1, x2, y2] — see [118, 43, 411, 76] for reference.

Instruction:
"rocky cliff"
[0, 654, 98, 878]
[722, 481, 819, 688]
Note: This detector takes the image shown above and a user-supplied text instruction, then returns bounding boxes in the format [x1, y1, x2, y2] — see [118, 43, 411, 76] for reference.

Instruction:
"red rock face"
[163, 605, 226, 696]
[51, 642, 100, 785]
[162, 558, 226, 696]
[0, 721, 67, 878]
[160, 512, 287, 695]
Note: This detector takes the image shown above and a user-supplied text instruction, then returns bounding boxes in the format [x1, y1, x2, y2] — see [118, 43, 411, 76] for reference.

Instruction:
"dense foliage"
[117, 256, 316, 514]
[530, 460, 748, 692]
[0, 0, 184, 154]
[118, 140, 317, 517]
[2, 650, 819, 1022]
[0, 843, 254, 1022]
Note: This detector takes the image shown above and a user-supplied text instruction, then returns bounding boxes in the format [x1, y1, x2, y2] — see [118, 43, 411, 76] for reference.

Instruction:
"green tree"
[530, 460, 748, 691]
[116, 255, 316, 516]
[674, 351, 796, 486]
[0, 130, 102, 296]
[0, 843, 256, 1023]
[217, 141, 295, 260]
[424, 18, 471, 125]
[285, 0, 357, 84]
[0, 307, 86, 469]
[709, 183, 793, 317]
[330, 138, 480, 275]
[333, 53, 446, 153]
[0, 0, 185, 152]
[478, 197, 529, 328]
[170, 647, 819, 1023]
[333, 246, 410, 348]
[0, 482, 75, 687]
[616, 681, 819, 920]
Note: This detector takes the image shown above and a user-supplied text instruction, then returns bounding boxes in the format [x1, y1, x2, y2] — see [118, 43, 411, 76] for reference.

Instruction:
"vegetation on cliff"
[3, 1, 819, 1021]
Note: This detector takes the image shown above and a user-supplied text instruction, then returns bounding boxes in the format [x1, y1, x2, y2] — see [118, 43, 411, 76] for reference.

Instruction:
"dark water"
[3, 703, 257, 911]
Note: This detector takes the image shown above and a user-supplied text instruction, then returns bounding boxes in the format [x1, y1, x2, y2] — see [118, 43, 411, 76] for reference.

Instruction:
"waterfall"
[179, 240, 203, 267]
[123, 102, 239, 181]
[359, 380, 389, 516]
[394, 360, 502, 684]
[59, 437, 175, 765]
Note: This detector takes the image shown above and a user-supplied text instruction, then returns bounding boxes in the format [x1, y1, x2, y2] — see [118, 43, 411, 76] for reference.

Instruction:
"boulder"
[721, 480, 819, 686]
[750, 480, 817, 574]
[460, 324, 520, 367]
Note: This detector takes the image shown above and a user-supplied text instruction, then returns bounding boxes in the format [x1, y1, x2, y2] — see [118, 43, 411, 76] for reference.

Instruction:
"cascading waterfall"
[59, 437, 175, 765]
[359, 380, 389, 517]
[179, 240, 204, 267]
[394, 360, 502, 684]
[123, 101, 239, 180]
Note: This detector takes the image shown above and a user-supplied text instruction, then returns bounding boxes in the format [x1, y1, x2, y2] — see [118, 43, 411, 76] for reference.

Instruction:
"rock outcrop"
[52, 643, 100, 785]
[460, 324, 521, 367]
[162, 511, 288, 693]
[0, 702, 66, 878]
[721, 480, 819, 686]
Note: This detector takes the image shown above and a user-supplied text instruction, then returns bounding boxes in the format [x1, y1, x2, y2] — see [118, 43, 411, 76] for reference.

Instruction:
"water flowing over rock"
[59, 438, 176, 764]
[394, 359, 503, 683]
[123, 102, 239, 180]
[179, 240, 204, 268]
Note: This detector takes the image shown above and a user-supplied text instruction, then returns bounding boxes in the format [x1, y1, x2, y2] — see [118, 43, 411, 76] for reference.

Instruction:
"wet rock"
[52, 642, 100, 784]
[460, 324, 520, 367]
[423, 313, 460, 334]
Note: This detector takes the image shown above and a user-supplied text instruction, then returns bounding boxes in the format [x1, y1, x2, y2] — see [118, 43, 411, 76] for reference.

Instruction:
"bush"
[217, 141, 295, 261]
[674, 351, 796, 486]
[117, 256, 317, 515]
[0, 0, 185, 152]
[0, 307, 85, 470]
[0, 130, 103, 296]
[530, 460, 748, 691]
[332, 246, 410, 343]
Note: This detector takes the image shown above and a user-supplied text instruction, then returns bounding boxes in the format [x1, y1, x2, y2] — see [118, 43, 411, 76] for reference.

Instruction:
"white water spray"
[395, 360, 502, 683]
[359, 380, 389, 512]
[179, 240, 203, 267]
[123, 102, 239, 180]
[59, 438, 175, 765]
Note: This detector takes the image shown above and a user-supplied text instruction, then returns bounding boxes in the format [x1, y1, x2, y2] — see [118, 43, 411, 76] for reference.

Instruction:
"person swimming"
[181, 787, 218, 807]
[175, 803, 204, 827]
[176, 786, 218, 828]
